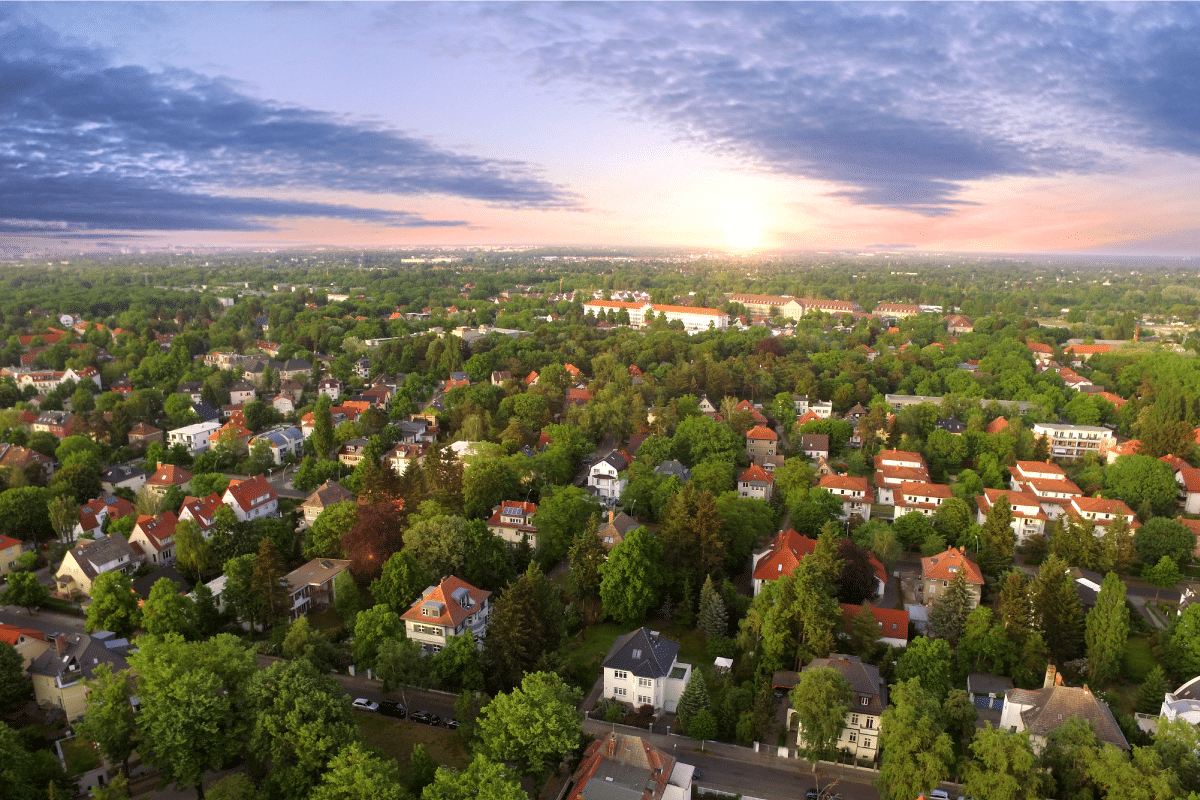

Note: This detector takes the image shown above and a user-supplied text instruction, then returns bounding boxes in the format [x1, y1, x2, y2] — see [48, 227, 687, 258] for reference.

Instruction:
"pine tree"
[929, 570, 973, 646]
[252, 537, 289, 627]
[697, 575, 728, 639]
[980, 495, 1015, 576]
[1085, 572, 1128, 686]
[1031, 555, 1085, 666]
[1134, 665, 1168, 714]
[675, 671, 710, 732]
[312, 394, 335, 461]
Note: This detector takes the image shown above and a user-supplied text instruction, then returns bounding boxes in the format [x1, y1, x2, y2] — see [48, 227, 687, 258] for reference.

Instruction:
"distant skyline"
[4, 2, 1200, 256]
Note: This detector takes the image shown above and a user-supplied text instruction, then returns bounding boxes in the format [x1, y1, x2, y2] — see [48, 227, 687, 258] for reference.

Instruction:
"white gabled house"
[401, 575, 491, 653]
[222, 474, 279, 522]
[589, 451, 630, 501]
[601, 627, 691, 713]
[819, 474, 872, 521]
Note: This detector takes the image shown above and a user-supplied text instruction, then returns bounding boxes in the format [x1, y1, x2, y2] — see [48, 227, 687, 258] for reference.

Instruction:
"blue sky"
[5, 2, 1200, 254]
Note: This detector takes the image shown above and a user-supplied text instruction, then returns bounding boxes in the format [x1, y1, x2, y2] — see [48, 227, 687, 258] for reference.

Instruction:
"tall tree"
[483, 563, 564, 692]
[531, 485, 602, 569]
[312, 394, 336, 461]
[962, 726, 1048, 800]
[658, 483, 726, 588]
[878, 678, 954, 800]
[370, 550, 431, 614]
[1030, 555, 1085, 666]
[599, 526, 664, 626]
[141, 577, 197, 639]
[929, 570, 974, 647]
[896, 636, 954, 703]
[1085, 572, 1128, 686]
[76, 664, 138, 778]
[1, 570, 49, 614]
[431, 630, 484, 693]
[567, 515, 606, 623]
[476, 672, 581, 795]
[252, 537, 290, 628]
[0, 641, 29, 712]
[305, 501, 358, 560]
[697, 574, 729, 639]
[790, 666, 853, 764]
[85, 571, 142, 637]
[350, 604, 404, 672]
[374, 636, 428, 692]
[422, 754, 526, 800]
[174, 518, 212, 584]
[980, 494, 1015, 576]
[309, 742, 407, 800]
[675, 670, 711, 732]
[47, 494, 79, 543]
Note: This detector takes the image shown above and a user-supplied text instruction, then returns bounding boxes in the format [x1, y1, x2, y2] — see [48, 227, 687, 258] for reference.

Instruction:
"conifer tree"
[1030, 555, 1084, 666]
[929, 570, 973, 647]
[1085, 572, 1128, 685]
[675, 671, 710, 732]
[697, 575, 728, 639]
[980, 495, 1015, 576]
[1135, 665, 1169, 715]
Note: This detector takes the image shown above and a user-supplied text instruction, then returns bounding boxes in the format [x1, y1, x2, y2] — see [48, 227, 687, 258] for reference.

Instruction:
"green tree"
[0, 486, 55, 542]
[567, 516, 606, 623]
[482, 563, 564, 692]
[790, 666, 853, 763]
[928, 570, 974, 647]
[1162, 604, 1200, 679]
[305, 501, 358, 561]
[1085, 572, 1128, 685]
[476, 671, 581, 794]
[333, 570, 362, 628]
[431, 630, 484, 693]
[47, 494, 80, 543]
[893, 510, 937, 551]
[252, 537, 290, 627]
[962, 726, 1048, 800]
[1135, 666, 1169, 715]
[896, 636, 953, 703]
[659, 483, 726, 589]
[0, 723, 73, 800]
[933, 497, 973, 544]
[1136, 518, 1197, 571]
[375, 636, 429, 692]
[247, 658, 360, 799]
[980, 494, 1016, 576]
[531, 485, 602, 569]
[878, 678, 954, 800]
[281, 616, 339, 674]
[422, 754, 525, 800]
[462, 457, 521, 520]
[599, 526, 664, 625]
[221, 553, 260, 628]
[1105, 455, 1180, 518]
[1084, 743, 1177, 800]
[174, 518, 212, 584]
[1030, 555, 1085, 666]
[697, 574, 729, 639]
[0, 641, 29, 712]
[675, 670, 711, 732]
[141, 577, 197, 639]
[941, 689, 979, 763]
[1, 570, 49, 614]
[688, 708, 719, 741]
[351, 604, 404, 672]
[85, 571, 142, 637]
[405, 743, 439, 797]
[76, 664, 138, 778]
[311, 742, 407, 800]
[370, 550, 431, 614]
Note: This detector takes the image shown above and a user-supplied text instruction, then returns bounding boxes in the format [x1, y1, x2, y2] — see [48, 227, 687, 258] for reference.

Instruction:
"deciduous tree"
[1, 570, 49, 614]
[141, 577, 197, 639]
[85, 571, 141, 637]
[476, 672, 581, 793]
[309, 742, 407, 800]
[878, 678, 954, 800]
[962, 726, 1048, 800]
[599, 526, 664, 626]
[76, 664, 138, 777]
[790, 666, 853, 763]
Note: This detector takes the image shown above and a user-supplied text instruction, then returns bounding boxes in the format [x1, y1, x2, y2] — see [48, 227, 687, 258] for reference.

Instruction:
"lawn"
[356, 714, 469, 772]
[565, 623, 626, 692]
[1121, 635, 1157, 683]
[60, 736, 101, 775]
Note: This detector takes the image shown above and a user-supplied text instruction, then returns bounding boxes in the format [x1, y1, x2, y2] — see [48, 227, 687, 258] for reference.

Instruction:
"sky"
[4, 2, 1200, 256]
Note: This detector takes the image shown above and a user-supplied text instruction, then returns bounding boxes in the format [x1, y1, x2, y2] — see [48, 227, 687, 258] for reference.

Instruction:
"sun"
[724, 217, 761, 250]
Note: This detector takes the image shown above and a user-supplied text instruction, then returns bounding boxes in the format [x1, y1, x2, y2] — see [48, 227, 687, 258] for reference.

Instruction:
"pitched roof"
[985, 417, 1010, 434]
[133, 512, 179, 550]
[400, 575, 491, 630]
[840, 603, 909, 643]
[1008, 684, 1128, 749]
[1178, 466, 1200, 494]
[753, 529, 817, 582]
[977, 488, 1050, 519]
[601, 627, 680, 679]
[819, 474, 870, 494]
[303, 479, 355, 510]
[146, 463, 192, 487]
[795, 409, 823, 426]
[179, 493, 225, 530]
[746, 425, 778, 441]
[0, 623, 46, 645]
[739, 464, 773, 484]
[224, 474, 278, 512]
[284, 558, 354, 592]
[805, 654, 887, 715]
[921, 546, 984, 585]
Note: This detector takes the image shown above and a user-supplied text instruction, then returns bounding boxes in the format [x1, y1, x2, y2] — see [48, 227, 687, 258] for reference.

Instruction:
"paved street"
[0, 605, 86, 634]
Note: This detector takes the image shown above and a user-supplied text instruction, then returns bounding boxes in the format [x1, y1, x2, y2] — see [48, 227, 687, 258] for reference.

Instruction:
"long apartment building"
[1032, 423, 1117, 461]
[583, 300, 728, 333]
[725, 293, 859, 321]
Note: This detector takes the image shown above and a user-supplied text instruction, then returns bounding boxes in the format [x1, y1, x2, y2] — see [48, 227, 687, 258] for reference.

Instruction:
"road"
[0, 605, 86, 635]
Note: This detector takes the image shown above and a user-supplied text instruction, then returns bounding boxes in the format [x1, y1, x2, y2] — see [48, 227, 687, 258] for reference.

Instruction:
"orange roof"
[584, 299, 650, 310]
[1095, 391, 1127, 409]
[133, 512, 179, 550]
[650, 303, 725, 316]
[0, 534, 22, 550]
[1024, 476, 1083, 497]
[739, 464, 774, 484]
[819, 474, 870, 494]
[795, 410, 822, 426]
[985, 417, 1010, 435]
[564, 363, 581, 376]
[840, 603, 909, 640]
[1071, 496, 1135, 519]
[898, 481, 952, 499]
[400, 575, 491, 629]
[1178, 467, 1200, 494]
[876, 450, 926, 467]
[179, 493, 225, 530]
[921, 546, 984, 585]
[1027, 342, 1054, 354]
[753, 529, 816, 582]
[977, 488, 1049, 519]
[1012, 460, 1067, 479]
[0, 624, 46, 645]
[224, 474, 278, 512]
[875, 464, 931, 485]
[146, 463, 192, 487]
[734, 399, 767, 422]
[746, 425, 778, 441]
[1065, 344, 1112, 355]
[524, 371, 539, 385]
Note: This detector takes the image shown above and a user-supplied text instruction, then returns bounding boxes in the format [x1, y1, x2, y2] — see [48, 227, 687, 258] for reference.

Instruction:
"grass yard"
[356, 714, 469, 772]
[1121, 635, 1157, 684]
[565, 623, 626, 692]
[60, 737, 101, 775]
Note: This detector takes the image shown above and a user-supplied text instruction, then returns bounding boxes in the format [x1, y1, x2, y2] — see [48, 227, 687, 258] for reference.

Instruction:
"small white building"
[589, 451, 630, 501]
[222, 474, 279, 522]
[601, 628, 691, 713]
[819, 474, 872, 521]
[167, 421, 222, 455]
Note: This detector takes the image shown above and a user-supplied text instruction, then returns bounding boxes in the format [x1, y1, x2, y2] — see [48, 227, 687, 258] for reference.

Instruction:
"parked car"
[929, 791, 950, 800]
[411, 711, 441, 726]
[379, 701, 406, 719]
[351, 698, 379, 712]
[444, 717, 459, 730]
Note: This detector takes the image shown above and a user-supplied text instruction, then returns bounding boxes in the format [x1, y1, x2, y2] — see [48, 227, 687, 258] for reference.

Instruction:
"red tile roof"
[977, 488, 1049, 519]
[146, 464, 192, 487]
[985, 417, 1010, 435]
[921, 546, 984, 584]
[133, 512, 179, 551]
[753, 529, 817, 582]
[746, 425, 778, 441]
[819, 474, 870, 494]
[739, 464, 774, 484]
[400, 575, 491, 629]
[224, 474, 278, 512]
[840, 603, 909, 642]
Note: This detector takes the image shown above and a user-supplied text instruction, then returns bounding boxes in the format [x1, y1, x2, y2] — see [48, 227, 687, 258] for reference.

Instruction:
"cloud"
[0, 12, 574, 233]
[449, 2, 1200, 215]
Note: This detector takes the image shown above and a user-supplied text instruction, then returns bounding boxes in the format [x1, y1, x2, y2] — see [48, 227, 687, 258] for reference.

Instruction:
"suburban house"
[737, 464, 775, 502]
[144, 463, 192, 496]
[249, 426, 304, 464]
[128, 512, 179, 566]
[655, 460, 691, 482]
[75, 496, 136, 540]
[385, 442, 424, 475]
[178, 493, 226, 536]
[167, 420, 222, 455]
[819, 474, 872, 521]
[601, 627, 692, 713]
[100, 464, 146, 494]
[228, 380, 257, 405]
[1010, 461, 1083, 520]
[1065, 496, 1138, 536]
[283, 558, 354, 622]
[1001, 666, 1129, 752]
[1159, 675, 1200, 728]
[874, 451, 930, 505]
[1, 534, 27, 576]
[223, 474, 279, 522]
[920, 547, 984, 609]
[128, 422, 164, 449]
[0, 443, 55, 480]
[317, 377, 342, 399]
[301, 480, 355, 526]
[566, 732, 693, 800]
[486, 500, 539, 548]
[895, 482, 953, 517]
[338, 439, 369, 467]
[589, 450, 630, 501]
[745, 425, 778, 465]
[27, 632, 131, 721]
[1032, 422, 1117, 461]
[401, 576, 492, 653]
[598, 511, 641, 550]
[790, 654, 886, 763]
[839, 604, 909, 649]
[208, 420, 253, 454]
[1172, 464, 1200, 515]
[799, 433, 830, 460]
[976, 488, 1050, 543]
[55, 535, 141, 596]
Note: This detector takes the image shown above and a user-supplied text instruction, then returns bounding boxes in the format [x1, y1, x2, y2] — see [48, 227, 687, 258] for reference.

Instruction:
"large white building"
[583, 300, 729, 334]
[601, 628, 691, 713]
[1032, 423, 1117, 461]
[167, 421, 222, 455]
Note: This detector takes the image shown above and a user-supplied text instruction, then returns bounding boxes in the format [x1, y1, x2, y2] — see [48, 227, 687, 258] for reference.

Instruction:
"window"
[865, 717, 874, 729]
[637, 695, 652, 705]
[614, 687, 627, 697]
[862, 738, 871, 749]
[860, 697, 869, 706]
[638, 677, 652, 688]
[851, 714, 859, 725]
[613, 670, 628, 680]
[848, 733, 857, 743]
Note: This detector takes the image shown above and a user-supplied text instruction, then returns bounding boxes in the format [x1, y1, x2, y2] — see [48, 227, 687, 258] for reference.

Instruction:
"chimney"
[1043, 664, 1057, 689]
[55, 635, 69, 656]
[609, 509, 614, 523]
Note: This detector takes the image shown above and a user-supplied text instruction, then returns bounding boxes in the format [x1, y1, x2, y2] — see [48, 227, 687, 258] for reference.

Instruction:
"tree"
[1135, 666, 1169, 715]
[962, 726, 1048, 800]
[0, 486, 55, 542]
[941, 689, 979, 763]
[1162, 604, 1200, 679]
[1030, 555, 1085, 666]
[351, 604, 404, 672]
[697, 575, 729, 639]
[47, 494, 80, 543]
[675, 670, 711, 732]
[422, 754, 526, 800]
[790, 666, 853, 763]
[247, 659, 360, 799]
[835, 538, 879, 605]
[980, 494, 1016, 576]
[0, 641, 29, 712]
[893, 510, 937, 551]
[531, 485, 602, 569]
[304, 502, 358, 562]
[878, 678, 954, 800]
[483, 563, 564, 692]
[370, 550, 431, 614]
[175, 518, 212, 584]
[374, 636, 428, 692]
[568, 516, 606, 623]
[142, 577, 197, 639]
[130, 634, 257, 800]
[462, 457, 521, 520]
[310, 742, 407, 800]
[332, 569, 362, 628]
[599, 526, 664, 625]
[929, 571, 974, 646]
[1, 570, 49, 614]
[896, 636, 953, 703]
[86, 571, 141, 637]
[405, 743, 439, 798]
[476, 671, 581, 793]
[1105, 455, 1180, 519]
[1084, 572, 1128, 686]
[431, 630, 484, 693]
[1135, 517, 1197, 571]
[0, 723, 74, 800]
[221, 553, 260, 628]
[252, 537, 290, 627]
[1085, 743, 1177, 800]
[933, 497, 973, 544]
[76, 664, 138, 778]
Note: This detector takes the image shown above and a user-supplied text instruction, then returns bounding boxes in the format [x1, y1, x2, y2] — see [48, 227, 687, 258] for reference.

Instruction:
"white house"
[789, 654, 886, 763]
[976, 488, 1049, 543]
[223, 474, 279, 522]
[128, 512, 178, 566]
[737, 464, 775, 502]
[401, 576, 491, 653]
[894, 482, 952, 518]
[1001, 667, 1128, 752]
[589, 451, 630, 501]
[1032, 423, 1117, 461]
[167, 421, 222, 456]
[819, 474, 872, 521]
[601, 628, 691, 713]
[249, 426, 304, 465]
[1160, 675, 1200, 727]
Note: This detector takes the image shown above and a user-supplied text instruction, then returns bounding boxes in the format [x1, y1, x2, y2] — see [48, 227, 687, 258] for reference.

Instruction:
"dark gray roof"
[968, 673, 1014, 697]
[102, 465, 146, 481]
[27, 632, 129, 684]
[602, 628, 680, 680]
[191, 401, 219, 422]
[805, 654, 886, 716]
[654, 460, 690, 479]
[132, 565, 192, 601]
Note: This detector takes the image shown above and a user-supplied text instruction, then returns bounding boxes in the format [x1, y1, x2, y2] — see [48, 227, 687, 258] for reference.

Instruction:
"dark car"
[443, 717, 459, 730]
[806, 790, 820, 800]
[379, 701, 406, 719]
[411, 711, 441, 726]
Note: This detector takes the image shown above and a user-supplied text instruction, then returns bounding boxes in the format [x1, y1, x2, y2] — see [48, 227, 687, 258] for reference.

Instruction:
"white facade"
[167, 421, 222, 455]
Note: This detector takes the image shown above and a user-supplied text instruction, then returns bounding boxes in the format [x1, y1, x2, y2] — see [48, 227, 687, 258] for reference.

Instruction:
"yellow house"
[55, 536, 140, 597]
[0, 534, 28, 576]
[27, 632, 130, 721]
